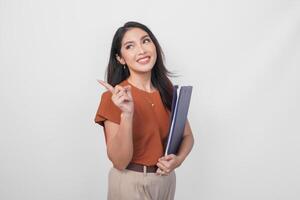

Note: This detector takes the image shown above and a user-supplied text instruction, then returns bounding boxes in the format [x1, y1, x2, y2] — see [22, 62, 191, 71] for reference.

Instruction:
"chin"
[135, 63, 155, 73]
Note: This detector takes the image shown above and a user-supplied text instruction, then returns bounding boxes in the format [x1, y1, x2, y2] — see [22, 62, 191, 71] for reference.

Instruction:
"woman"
[94, 21, 194, 200]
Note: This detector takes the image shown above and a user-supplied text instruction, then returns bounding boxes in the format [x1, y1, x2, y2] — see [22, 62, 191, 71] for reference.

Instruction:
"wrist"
[121, 112, 134, 118]
[176, 155, 185, 167]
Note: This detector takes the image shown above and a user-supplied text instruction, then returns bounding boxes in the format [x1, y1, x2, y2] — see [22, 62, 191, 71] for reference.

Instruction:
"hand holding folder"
[165, 85, 193, 155]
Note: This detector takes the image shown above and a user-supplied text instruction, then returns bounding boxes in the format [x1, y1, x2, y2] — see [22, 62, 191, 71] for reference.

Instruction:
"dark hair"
[105, 21, 174, 111]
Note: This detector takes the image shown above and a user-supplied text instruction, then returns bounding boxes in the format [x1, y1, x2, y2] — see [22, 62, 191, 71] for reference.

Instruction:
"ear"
[115, 54, 126, 65]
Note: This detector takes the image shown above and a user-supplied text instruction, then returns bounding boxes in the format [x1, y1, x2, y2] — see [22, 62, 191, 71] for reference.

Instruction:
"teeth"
[137, 57, 150, 63]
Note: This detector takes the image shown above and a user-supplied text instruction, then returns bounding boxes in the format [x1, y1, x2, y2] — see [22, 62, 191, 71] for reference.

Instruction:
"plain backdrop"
[1, 0, 300, 199]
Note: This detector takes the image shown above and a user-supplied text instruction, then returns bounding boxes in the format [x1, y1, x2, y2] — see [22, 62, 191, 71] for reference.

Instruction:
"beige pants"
[107, 167, 176, 200]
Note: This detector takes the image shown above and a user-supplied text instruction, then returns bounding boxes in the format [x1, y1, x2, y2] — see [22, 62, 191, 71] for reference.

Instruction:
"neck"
[127, 73, 155, 93]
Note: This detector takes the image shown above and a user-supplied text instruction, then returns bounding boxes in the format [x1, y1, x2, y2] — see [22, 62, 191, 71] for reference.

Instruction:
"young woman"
[94, 21, 194, 200]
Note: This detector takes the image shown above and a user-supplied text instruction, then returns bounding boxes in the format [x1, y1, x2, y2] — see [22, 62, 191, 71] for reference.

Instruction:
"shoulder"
[101, 90, 112, 97]
[99, 90, 112, 102]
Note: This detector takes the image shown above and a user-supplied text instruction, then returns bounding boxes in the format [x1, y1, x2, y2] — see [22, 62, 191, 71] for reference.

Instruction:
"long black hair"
[105, 21, 174, 111]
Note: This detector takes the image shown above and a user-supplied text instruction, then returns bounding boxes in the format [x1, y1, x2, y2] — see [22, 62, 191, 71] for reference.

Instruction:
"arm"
[156, 119, 194, 175]
[97, 80, 134, 171]
[104, 112, 134, 170]
[176, 119, 194, 166]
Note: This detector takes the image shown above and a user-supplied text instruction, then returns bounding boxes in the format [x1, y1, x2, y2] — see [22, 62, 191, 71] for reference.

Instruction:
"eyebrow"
[123, 34, 150, 46]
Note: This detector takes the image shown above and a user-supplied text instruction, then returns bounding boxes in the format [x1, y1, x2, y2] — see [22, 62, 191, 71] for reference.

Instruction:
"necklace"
[126, 79, 157, 107]
[143, 95, 155, 107]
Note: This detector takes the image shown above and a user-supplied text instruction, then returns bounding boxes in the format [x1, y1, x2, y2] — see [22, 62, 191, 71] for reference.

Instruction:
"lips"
[136, 56, 151, 64]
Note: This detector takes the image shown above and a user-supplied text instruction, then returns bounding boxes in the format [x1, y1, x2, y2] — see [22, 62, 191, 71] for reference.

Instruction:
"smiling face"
[116, 27, 157, 75]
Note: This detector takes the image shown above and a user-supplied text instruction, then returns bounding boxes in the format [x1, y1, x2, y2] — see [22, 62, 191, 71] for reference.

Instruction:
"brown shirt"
[94, 79, 171, 166]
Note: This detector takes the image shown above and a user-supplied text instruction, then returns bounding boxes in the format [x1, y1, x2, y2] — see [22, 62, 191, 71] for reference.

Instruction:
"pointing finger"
[97, 79, 114, 93]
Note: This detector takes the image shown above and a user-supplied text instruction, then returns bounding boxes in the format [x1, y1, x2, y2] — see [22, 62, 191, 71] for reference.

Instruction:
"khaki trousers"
[107, 167, 176, 200]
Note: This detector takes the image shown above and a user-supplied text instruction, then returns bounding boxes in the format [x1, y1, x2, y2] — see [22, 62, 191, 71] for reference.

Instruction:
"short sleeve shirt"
[94, 79, 171, 166]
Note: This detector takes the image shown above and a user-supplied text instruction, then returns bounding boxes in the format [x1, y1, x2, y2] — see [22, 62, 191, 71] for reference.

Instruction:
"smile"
[137, 56, 151, 64]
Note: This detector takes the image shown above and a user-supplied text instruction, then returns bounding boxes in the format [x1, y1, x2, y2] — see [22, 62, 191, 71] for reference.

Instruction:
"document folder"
[165, 85, 193, 155]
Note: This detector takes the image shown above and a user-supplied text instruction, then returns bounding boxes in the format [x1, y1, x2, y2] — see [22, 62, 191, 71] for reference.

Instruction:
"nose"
[137, 43, 146, 54]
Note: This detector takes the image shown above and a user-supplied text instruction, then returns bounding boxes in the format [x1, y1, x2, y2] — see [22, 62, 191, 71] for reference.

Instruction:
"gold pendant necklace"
[143, 95, 155, 107]
[127, 79, 156, 107]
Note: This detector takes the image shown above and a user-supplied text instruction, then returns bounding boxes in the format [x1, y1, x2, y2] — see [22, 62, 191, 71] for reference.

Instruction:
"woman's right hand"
[97, 80, 134, 115]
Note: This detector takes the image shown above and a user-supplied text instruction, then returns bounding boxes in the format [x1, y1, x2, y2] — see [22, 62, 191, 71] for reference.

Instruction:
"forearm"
[107, 113, 134, 170]
[176, 134, 194, 166]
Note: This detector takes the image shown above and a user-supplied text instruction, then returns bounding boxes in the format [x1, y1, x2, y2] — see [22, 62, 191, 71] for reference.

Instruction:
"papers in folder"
[165, 85, 193, 155]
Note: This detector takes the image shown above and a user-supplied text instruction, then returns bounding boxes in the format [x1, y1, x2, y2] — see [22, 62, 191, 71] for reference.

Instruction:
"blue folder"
[165, 85, 193, 155]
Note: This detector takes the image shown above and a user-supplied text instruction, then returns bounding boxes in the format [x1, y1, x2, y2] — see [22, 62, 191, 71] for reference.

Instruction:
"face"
[116, 28, 157, 74]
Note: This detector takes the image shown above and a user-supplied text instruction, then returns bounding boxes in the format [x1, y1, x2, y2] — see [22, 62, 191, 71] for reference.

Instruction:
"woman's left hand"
[156, 154, 182, 176]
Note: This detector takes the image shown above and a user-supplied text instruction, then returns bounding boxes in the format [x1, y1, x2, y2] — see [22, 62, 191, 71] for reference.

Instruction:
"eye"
[125, 44, 133, 50]
[143, 38, 151, 43]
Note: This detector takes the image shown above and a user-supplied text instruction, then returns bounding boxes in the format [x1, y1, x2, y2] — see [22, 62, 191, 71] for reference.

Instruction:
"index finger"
[97, 79, 114, 93]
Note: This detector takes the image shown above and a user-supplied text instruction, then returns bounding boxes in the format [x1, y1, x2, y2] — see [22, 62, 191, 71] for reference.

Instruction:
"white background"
[1, 0, 300, 199]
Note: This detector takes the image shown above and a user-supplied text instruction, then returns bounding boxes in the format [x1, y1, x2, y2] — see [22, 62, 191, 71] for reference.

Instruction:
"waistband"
[126, 163, 158, 173]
